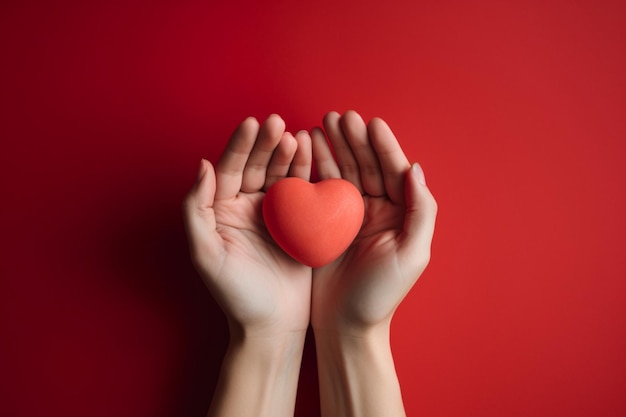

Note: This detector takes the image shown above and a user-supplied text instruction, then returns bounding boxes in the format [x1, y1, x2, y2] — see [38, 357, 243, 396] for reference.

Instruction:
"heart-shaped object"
[263, 177, 365, 268]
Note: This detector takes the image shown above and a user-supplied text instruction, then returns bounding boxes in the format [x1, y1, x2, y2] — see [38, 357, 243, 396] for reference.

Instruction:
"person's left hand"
[310, 110, 438, 333]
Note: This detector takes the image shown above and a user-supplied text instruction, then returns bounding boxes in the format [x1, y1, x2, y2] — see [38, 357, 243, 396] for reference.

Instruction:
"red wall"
[2, 1, 625, 416]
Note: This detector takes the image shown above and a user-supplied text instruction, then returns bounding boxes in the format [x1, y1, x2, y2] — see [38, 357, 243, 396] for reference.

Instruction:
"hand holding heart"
[183, 111, 437, 336]
[183, 114, 313, 338]
[309, 111, 438, 333]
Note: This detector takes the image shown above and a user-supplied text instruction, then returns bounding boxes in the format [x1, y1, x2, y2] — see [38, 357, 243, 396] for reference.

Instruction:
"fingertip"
[406, 163, 438, 215]
[186, 158, 216, 211]
[340, 110, 365, 130]
[367, 117, 394, 148]
[310, 126, 325, 136]
[198, 158, 215, 184]
[411, 162, 426, 186]
[266, 113, 286, 129]
[310, 126, 328, 147]
[310, 126, 341, 180]
[280, 131, 298, 152]
[289, 131, 313, 181]
[232, 117, 260, 144]
[294, 130, 312, 151]
[342, 109, 362, 120]
[197, 158, 209, 181]
[323, 111, 340, 125]
[241, 116, 260, 130]
[368, 116, 390, 132]
[399, 163, 437, 266]
[197, 159, 217, 205]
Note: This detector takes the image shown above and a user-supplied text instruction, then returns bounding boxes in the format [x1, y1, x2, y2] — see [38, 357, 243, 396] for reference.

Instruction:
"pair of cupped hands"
[183, 110, 437, 340]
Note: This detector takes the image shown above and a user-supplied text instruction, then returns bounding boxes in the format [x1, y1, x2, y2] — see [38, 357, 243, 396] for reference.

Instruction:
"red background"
[2, 1, 625, 416]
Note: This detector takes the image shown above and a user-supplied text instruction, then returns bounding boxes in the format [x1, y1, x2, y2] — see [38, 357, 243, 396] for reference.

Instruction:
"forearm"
[208, 327, 306, 417]
[314, 323, 406, 417]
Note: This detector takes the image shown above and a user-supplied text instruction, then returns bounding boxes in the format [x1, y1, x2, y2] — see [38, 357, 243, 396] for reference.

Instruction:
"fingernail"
[412, 163, 426, 185]
[197, 158, 208, 181]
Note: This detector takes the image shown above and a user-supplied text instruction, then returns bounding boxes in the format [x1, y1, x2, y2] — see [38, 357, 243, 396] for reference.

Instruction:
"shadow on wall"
[102, 175, 321, 416]
[105, 189, 228, 416]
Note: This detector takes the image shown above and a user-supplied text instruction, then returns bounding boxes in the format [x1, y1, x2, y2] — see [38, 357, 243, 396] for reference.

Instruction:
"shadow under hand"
[106, 192, 228, 417]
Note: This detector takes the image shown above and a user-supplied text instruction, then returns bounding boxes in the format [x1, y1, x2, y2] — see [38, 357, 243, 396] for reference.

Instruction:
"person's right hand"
[183, 115, 313, 338]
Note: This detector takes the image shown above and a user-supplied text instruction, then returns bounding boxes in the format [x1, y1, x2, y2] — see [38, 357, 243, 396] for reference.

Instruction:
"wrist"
[228, 321, 307, 360]
[230, 332, 307, 354]
[209, 323, 306, 417]
[228, 316, 308, 341]
[313, 322, 406, 417]
[312, 316, 392, 338]
[313, 322, 392, 361]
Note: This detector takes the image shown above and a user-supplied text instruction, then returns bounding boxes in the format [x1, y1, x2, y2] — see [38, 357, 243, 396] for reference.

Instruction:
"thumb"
[398, 163, 438, 269]
[191, 158, 216, 211]
[183, 159, 223, 260]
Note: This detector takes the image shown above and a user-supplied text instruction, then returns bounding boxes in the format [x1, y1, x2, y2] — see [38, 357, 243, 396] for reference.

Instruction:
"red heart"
[263, 177, 365, 268]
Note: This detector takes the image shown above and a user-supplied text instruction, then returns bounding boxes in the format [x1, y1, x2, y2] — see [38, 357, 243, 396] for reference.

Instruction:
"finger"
[183, 159, 224, 260]
[289, 130, 312, 181]
[264, 131, 298, 190]
[215, 117, 260, 200]
[323, 111, 363, 191]
[340, 110, 385, 197]
[311, 126, 341, 180]
[398, 163, 438, 274]
[191, 159, 216, 209]
[242, 114, 286, 193]
[367, 117, 411, 204]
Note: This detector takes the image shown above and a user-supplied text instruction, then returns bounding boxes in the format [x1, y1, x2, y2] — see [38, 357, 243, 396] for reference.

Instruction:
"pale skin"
[311, 111, 437, 417]
[183, 111, 437, 417]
